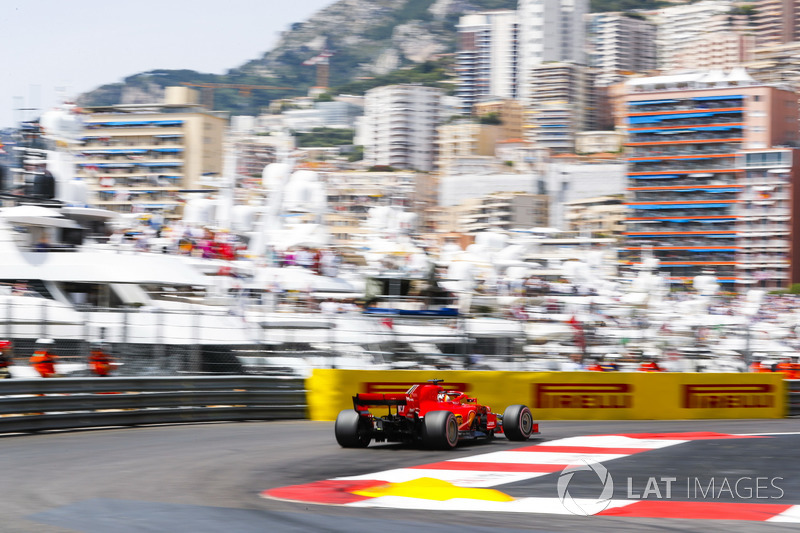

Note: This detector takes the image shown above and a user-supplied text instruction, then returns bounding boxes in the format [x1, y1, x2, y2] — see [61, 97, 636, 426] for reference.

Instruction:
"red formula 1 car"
[335, 379, 539, 449]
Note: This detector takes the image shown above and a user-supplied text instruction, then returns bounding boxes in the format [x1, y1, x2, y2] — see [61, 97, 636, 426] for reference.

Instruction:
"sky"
[1, 0, 335, 129]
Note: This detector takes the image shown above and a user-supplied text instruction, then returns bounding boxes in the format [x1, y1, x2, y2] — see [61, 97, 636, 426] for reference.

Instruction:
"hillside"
[77, 0, 671, 116]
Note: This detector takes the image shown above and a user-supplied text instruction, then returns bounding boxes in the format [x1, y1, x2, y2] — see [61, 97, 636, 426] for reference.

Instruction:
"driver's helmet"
[437, 391, 446, 401]
[90, 340, 109, 351]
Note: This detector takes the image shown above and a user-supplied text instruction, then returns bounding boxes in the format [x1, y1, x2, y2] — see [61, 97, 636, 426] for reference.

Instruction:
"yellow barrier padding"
[352, 477, 514, 502]
[307, 369, 785, 421]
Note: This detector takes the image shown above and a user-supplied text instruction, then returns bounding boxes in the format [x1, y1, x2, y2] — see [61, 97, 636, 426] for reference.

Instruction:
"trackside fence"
[789, 380, 800, 417]
[0, 376, 306, 434]
[0, 376, 797, 434]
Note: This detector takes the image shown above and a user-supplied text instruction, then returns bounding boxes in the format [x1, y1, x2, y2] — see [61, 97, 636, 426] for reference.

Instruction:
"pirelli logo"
[534, 383, 633, 409]
[363, 382, 469, 394]
[683, 384, 774, 409]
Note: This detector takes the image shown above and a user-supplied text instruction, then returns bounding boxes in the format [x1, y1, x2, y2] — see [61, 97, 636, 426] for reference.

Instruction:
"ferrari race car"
[335, 379, 539, 449]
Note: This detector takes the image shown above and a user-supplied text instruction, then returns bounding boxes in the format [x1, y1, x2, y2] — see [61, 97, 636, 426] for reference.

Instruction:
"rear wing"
[353, 393, 407, 409]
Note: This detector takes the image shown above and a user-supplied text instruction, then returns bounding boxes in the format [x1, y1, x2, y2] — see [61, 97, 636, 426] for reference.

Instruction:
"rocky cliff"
[78, 0, 516, 113]
[77, 0, 666, 114]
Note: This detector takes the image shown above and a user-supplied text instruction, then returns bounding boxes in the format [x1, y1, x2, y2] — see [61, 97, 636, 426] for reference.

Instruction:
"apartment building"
[750, 0, 800, 47]
[439, 169, 537, 210]
[473, 98, 525, 141]
[673, 31, 756, 71]
[736, 148, 800, 288]
[746, 41, 800, 91]
[437, 193, 549, 234]
[623, 70, 800, 289]
[436, 121, 502, 173]
[357, 85, 444, 172]
[455, 10, 519, 114]
[323, 170, 416, 244]
[517, 0, 588, 105]
[563, 195, 626, 237]
[574, 130, 626, 154]
[234, 139, 277, 183]
[79, 87, 226, 218]
[588, 12, 658, 87]
[544, 158, 627, 229]
[526, 62, 588, 153]
[282, 101, 363, 131]
[655, 0, 737, 72]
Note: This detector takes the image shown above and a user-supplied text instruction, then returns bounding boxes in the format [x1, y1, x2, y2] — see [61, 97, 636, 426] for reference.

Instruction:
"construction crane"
[180, 82, 292, 110]
[302, 50, 334, 89]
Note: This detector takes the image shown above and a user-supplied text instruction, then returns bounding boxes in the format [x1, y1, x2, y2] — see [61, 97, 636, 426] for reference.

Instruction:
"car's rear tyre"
[335, 410, 371, 448]
[423, 410, 459, 449]
[503, 404, 534, 441]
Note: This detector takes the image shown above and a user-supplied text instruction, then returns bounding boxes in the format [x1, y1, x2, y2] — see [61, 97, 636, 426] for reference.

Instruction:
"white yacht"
[0, 203, 264, 374]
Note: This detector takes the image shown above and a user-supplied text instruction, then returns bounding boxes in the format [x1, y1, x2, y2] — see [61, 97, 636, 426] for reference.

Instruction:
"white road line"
[346, 496, 800, 522]
[535, 436, 688, 449]
[767, 505, 800, 522]
[448, 450, 632, 465]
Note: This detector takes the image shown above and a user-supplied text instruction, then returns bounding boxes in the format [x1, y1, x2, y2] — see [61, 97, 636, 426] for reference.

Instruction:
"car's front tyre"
[335, 409, 371, 448]
[503, 404, 534, 441]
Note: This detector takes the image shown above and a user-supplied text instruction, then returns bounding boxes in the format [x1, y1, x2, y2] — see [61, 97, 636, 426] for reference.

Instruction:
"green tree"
[479, 112, 502, 125]
[332, 58, 454, 95]
[348, 146, 364, 162]
[295, 127, 355, 148]
[730, 5, 757, 17]
[590, 0, 668, 12]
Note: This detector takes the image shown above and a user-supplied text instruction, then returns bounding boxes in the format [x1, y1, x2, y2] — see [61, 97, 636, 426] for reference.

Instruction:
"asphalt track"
[1, 419, 799, 532]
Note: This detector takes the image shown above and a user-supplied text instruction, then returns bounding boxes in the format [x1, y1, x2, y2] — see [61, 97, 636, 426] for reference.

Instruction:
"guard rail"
[1, 377, 798, 433]
[0, 376, 306, 433]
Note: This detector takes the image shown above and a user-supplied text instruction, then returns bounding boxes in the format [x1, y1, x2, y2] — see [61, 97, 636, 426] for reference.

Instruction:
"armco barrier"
[0, 376, 306, 433]
[789, 380, 800, 417]
[307, 370, 786, 421]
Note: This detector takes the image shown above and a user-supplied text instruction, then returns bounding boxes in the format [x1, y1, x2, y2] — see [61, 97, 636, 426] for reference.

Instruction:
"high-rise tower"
[622, 70, 800, 290]
[751, 0, 800, 46]
[517, 0, 588, 105]
[588, 12, 657, 87]
[456, 10, 519, 115]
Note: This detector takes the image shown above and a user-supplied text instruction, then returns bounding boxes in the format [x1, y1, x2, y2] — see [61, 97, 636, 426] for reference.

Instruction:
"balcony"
[733, 208, 790, 217]
[629, 162, 739, 174]
[629, 145, 742, 158]
[627, 112, 744, 128]
[625, 238, 737, 248]
[627, 222, 736, 232]
[628, 134, 743, 146]
[631, 192, 739, 202]
[737, 239, 789, 248]
[735, 254, 789, 264]
[627, 99, 744, 114]
[627, 207, 734, 218]
[628, 175, 739, 188]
